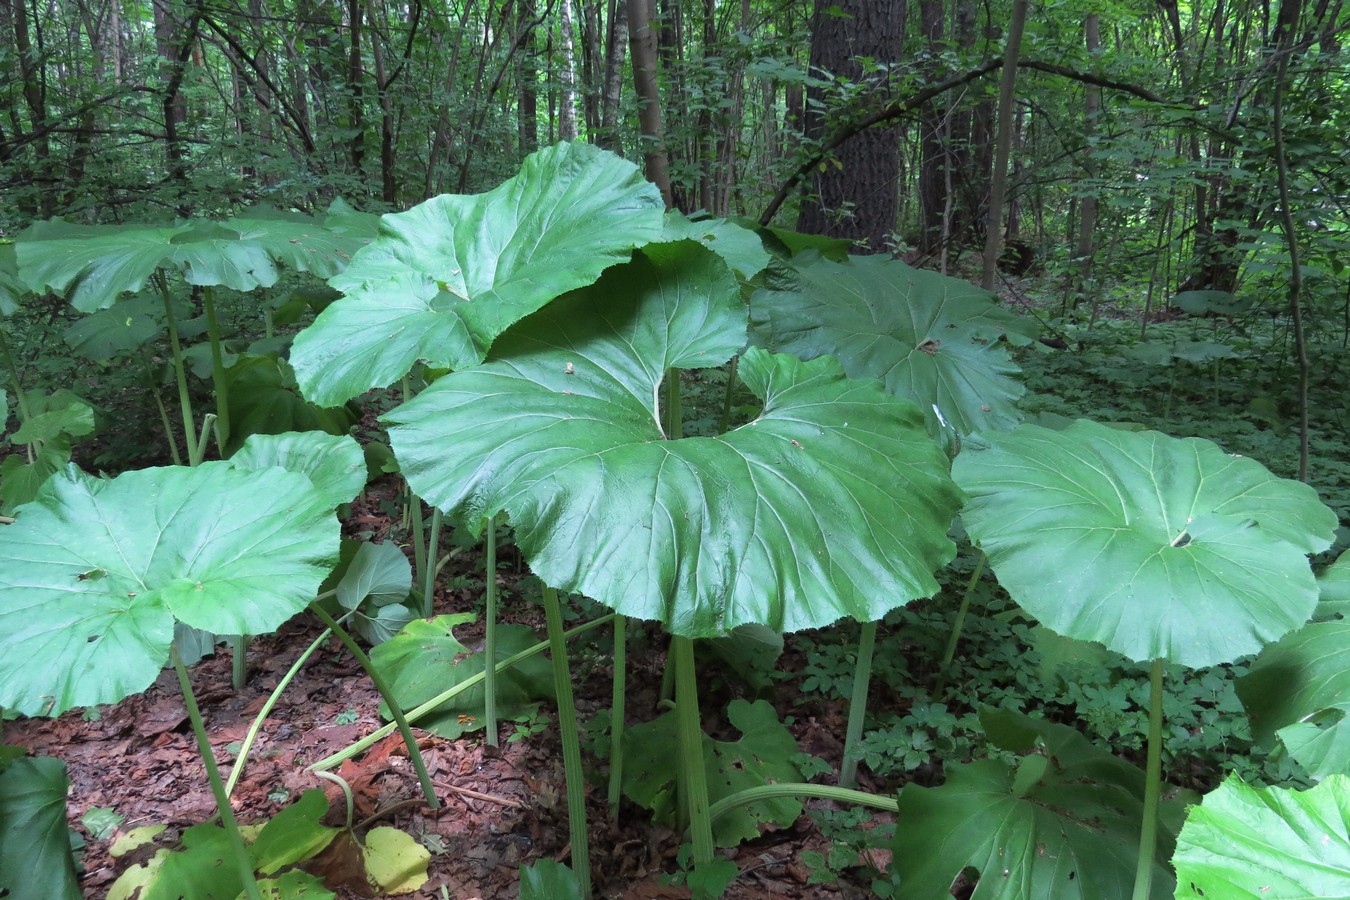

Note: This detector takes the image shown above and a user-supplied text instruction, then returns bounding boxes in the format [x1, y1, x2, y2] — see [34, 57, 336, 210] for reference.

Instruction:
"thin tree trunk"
[519, 0, 538, 154]
[980, 0, 1029, 290]
[1074, 13, 1101, 305]
[346, 0, 366, 175]
[627, 0, 671, 206]
[597, 0, 627, 149]
[558, 0, 579, 140]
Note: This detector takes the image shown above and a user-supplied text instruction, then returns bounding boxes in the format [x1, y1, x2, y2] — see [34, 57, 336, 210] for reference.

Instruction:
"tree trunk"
[597, 0, 627, 149]
[796, 0, 905, 253]
[627, 0, 671, 207]
[346, 0, 366, 175]
[519, 0, 538, 155]
[1074, 13, 1101, 304]
[980, 0, 1029, 290]
[557, 0, 579, 140]
[917, 0, 946, 256]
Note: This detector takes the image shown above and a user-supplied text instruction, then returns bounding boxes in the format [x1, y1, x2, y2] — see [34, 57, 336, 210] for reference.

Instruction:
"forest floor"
[6, 482, 893, 900]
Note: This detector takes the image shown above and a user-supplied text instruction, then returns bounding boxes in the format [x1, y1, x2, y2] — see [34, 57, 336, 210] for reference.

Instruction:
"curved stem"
[673, 635, 713, 865]
[839, 620, 877, 789]
[139, 348, 183, 466]
[1131, 658, 1165, 900]
[483, 515, 499, 746]
[171, 643, 263, 900]
[311, 770, 355, 830]
[718, 355, 739, 434]
[936, 553, 988, 696]
[308, 613, 616, 772]
[226, 598, 342, 798]
[542, 586, 591, 897]
[707, 783, 899, 826]
[308, 603, 440, 810]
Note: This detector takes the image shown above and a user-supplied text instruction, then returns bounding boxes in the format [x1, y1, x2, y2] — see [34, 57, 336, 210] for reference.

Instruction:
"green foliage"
[290, 142, 666, 406]
[387, 240, 961, 636]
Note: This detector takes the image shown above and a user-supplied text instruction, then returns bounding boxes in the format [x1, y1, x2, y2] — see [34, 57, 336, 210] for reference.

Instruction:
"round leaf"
[387, 243, 960, 636]
[750, 252, 1037, 434]
[291, 142, 666, 406]
[0, 463, 339, 716]
[953, 420, 1337, 667]
[1174, 774, 1350, 898]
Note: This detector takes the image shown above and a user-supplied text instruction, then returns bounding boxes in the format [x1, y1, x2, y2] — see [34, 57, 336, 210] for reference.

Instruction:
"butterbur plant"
[291, 143, 965, 893]
[945, 419, 1338, 899]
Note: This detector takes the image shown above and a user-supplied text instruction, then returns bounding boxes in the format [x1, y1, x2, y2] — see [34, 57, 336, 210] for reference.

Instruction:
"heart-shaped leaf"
[952, 419, 1337, 667]
[891, 708, 1187, 899]
[750, 253, 1037, 435]
[0, 462, 339, 716]
[1173, 774, 1350, 898]
[386, 242, 961, 636]
[290, 141, 666, 406]
[1237, 551, 1350, 778]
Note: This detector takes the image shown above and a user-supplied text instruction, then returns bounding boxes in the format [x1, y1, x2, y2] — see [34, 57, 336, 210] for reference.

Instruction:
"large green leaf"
[0, 462, 339, 716]
[386, 243, 961, 636]
[891, 709, 1184, 899]
[1236, 551, 1350, 779]
[662, 211, 771, 280]
[1173, 774, 1350, 898]
[17, 215, 367, 315]
[750, 253, 1037, 434]
[952, 419, 1337, 667]
[623, 699, 803, 846]
[370, 614, 553, 738]
[0, 756, 82, 900]
[290, 141, 666, 406]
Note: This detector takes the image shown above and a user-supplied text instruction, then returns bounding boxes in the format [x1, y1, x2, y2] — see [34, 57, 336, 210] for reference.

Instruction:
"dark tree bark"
[518, 0, 538, 155]
[795, 0, 905, 253]
[627, 0, 671, 207]
[597, 0, 627, 150]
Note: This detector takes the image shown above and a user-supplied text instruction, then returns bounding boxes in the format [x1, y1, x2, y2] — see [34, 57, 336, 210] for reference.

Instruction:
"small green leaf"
[519, 859, 583, 900]
[892, 709, 1186, 899]
[63, 295, 166, 360]
[361, 826, 430, 894]
[221, 355, 359, 457]
[229, 432, 365, 511]
[1237, 551, 1350, 778]
[335, 541, 412, 612]
[81, 805, 125, 839]
[1174, 774, 1350, 898]
[249, 790, 336, 875]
